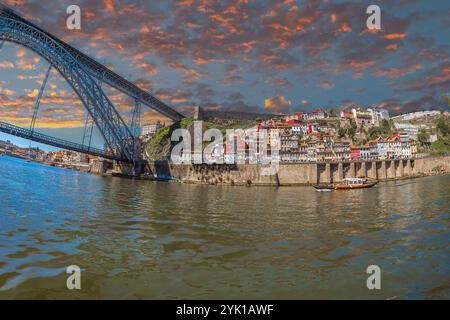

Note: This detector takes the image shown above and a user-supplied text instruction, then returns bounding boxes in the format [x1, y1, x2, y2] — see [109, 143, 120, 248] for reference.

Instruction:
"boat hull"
[313, 184, 334, 190]
[313, 181, 378, 190]
[334, 182, 377, 189]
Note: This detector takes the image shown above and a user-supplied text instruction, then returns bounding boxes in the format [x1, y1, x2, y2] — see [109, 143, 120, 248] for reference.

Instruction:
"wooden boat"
[313, 184, 334, 191]
[334, 178, 377, 190]
[313, 178, 377, 190]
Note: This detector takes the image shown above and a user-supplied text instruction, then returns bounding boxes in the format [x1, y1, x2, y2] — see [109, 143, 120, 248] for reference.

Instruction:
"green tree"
[417, 130, 430, 146]
[436, 116, 449, 137]
[431, 137, 450, 156]
[328, 108, 337, 117]
[368, 127, 382, 139]
[347, 119, 357, 139]
[380, 119, 392, 134]
[347, 126, 356, 139]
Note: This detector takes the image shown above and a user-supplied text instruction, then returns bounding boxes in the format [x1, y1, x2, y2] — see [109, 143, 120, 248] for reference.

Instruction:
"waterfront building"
[303, 138, 350, 162]
[267, 128, 280, 148]
[259, 109, 420, 163]
[368, 140, 379, 159]
[333, 141, 351, 161]
[307, 141, 317, 161]
[351, 146, 360, 161]
[351, 145, 370, 161]
[299, 143, 309, 162]
[376, 133, 416, 160]
[312, 141, 330, 162]
[360, 145, 371, 160]
[280, 129, 299, 153]
[386, 134, 405, 159]
[377, 137, 388, 160]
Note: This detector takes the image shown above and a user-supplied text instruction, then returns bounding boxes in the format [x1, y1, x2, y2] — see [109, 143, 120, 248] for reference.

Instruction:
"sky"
[0, 0, 449, 149]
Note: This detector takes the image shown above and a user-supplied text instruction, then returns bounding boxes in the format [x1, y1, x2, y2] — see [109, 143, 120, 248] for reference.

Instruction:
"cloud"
[266, 77, 290, 87]
[103, 0, 116, 15]
[0, 0, 448, 120]
[27, 89, 39, 98]
[384, 33, 407, 40]
[132, 61, 159, 77]
[320, 80, 335, 89]
[15, 49, 27, 58]
[0, 61, 14, 69]
[264, 95, 291, 113]
[168, 62, 206, 83]
[374, 64, 423, 79]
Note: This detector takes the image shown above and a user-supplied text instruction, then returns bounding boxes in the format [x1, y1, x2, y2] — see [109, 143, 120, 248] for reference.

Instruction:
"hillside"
[142, 118, 260, 161]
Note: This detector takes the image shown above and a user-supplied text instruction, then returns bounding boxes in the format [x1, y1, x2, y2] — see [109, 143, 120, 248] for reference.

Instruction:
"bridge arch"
[0, 16, 134, 162]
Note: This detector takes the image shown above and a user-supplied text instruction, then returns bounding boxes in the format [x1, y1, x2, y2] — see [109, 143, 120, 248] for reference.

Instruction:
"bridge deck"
[0, 121, 123, 161]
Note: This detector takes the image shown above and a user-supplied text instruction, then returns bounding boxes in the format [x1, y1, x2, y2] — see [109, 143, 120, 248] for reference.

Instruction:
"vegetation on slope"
[430, 115, 450, 156]
[142, 118, 259, 161]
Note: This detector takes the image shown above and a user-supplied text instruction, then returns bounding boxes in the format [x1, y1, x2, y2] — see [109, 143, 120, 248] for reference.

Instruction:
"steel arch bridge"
[0, 5, 184, 163]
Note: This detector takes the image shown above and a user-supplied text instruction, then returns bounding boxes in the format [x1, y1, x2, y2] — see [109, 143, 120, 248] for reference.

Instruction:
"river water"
[0, 155, 449, 299]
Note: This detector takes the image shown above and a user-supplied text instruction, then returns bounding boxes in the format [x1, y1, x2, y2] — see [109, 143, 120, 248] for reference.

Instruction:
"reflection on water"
[0, 156, 449, 299]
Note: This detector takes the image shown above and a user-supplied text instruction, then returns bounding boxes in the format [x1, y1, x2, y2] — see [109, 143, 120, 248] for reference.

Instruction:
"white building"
[373, 108, 390, 120]
[394, 110, 441, 121]
[352, 108, 375, 125]
[394, 123, 419, 139]
[141, 121, 164, 137]
[302, 110, 325, 121]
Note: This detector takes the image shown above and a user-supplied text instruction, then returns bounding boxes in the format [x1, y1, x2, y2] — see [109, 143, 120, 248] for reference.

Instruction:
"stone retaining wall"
[147, 156, 450, 186]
